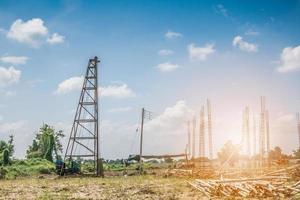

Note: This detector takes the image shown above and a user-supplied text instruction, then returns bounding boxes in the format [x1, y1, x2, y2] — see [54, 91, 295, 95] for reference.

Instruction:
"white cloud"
[158, 49, 174, 56]
[47, 33, 65, 45]
[100, 101, 193, 158]
[0, 28, 6, 33]
[146, 100, 192, 132]
[277, 45, 300, 73]
[273, 113, 297, 132]
[165, 30, 182, 39]
[0, 66, 21, 87]
[55, 76, 83, 94]
[7, 18, 48, 47]
[55, 76, 136, 98]
[155, 62, 179, 72]
[0, 56, 28, 65]
[6, 18, 64, 47]
[4, 90, 16, 96]
[100, 120, 139, 158]
[276, 114, 295, 123]
[100, 84, 136, 98]
[0, 120, 27, 132]
[187, 43, 215, 61]
[142, 100, 193, 155]
[232, 35, 258, 52]
[97, 101, 194, 158]
[214, 4, 228, 17]
[245, 30, 259, 36]
[108, 107, 132, 113]
[0, 120, 33, 158]
[27, 79, 44, 87]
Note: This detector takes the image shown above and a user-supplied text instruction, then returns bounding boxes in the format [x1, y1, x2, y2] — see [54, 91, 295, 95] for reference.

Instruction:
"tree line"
[217, 140, 300, 166]
[0, 124, 64, 166]
[1, 125, 300, 167]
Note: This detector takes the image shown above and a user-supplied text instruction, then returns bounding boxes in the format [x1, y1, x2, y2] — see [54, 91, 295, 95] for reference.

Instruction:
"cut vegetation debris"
[188, 164, 300, 198]
[188, 178, 300, 199]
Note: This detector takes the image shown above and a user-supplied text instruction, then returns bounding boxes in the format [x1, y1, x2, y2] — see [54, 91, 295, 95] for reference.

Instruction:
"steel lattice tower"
[297, 113, 300, 148]
[207, 99, 213, 160]
[245, 106, 250, 156]
[259, 96, 266, 159]
[253, 114, 256, 156]
[64, 56, 102, 176]
[187, 121, 191, 158]
[199, 106, 205, 158]
[265, 110, 270, 154]
[192, 117, 196, 158]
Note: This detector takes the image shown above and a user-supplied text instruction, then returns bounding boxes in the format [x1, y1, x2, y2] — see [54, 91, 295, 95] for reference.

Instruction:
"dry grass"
[0, 175, 203, 200]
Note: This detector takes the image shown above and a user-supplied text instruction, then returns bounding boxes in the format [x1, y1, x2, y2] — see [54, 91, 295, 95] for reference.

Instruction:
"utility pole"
[138, 108, 152, 174]
[207, 99, 213, 160]
[139, 108, 145, 174]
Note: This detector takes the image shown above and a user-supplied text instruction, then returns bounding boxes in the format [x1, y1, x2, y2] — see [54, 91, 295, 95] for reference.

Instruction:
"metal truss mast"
[65, 56, 103, 176]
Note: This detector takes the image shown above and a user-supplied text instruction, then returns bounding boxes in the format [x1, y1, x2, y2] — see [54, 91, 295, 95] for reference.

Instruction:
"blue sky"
[0, 0, 300, 159]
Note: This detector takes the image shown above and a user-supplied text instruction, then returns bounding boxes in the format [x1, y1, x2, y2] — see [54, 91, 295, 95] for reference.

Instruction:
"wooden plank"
[187, 181, 210, 198]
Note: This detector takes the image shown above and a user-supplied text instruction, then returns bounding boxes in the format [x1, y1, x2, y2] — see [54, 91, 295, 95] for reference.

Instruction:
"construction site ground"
[1, 164, 300, 199]
[0, 175, 201, 200]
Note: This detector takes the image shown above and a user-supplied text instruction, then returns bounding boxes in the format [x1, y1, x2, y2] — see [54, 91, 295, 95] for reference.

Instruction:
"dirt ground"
[0, 175, 204, 200]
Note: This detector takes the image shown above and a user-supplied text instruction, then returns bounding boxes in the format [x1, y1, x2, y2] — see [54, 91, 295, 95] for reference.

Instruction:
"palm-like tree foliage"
[26, 124, 64, 162]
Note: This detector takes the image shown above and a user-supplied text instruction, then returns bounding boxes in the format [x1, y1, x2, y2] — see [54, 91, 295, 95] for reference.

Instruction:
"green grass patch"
[0, 158, 55, 179]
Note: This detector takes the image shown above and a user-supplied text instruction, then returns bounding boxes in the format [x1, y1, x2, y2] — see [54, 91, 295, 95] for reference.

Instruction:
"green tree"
[2, 149, 9, 165]
[269, 146, 289, 165]
[164, 157, 173, 163]
[7, 135, 14, 156]
[0, 135, 14, 165]
[293, 148, 300, 159]
[217, 140, 240, 166]
[26, 124, 64, 162]
[269, 146, 282, 160]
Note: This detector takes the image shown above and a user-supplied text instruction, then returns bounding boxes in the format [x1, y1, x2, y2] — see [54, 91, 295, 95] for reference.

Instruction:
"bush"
[0, 167, 8, 178]
[3, 149, 10, 165]
[37, 166, 52, 174]
[81, 161, 94, 173]
[0, 158, 55, 179]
